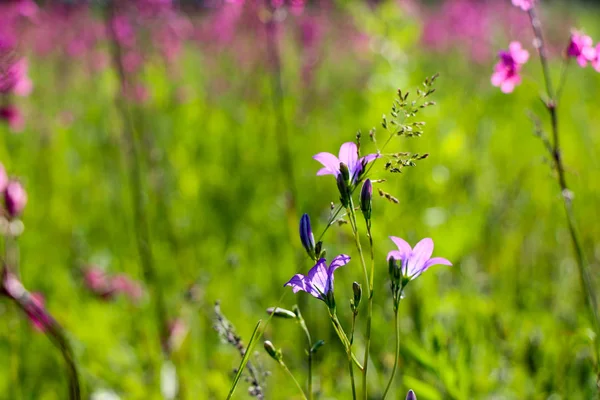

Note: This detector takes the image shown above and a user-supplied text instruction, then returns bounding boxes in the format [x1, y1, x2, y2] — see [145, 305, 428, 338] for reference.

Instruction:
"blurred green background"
[1, 0, 600, 399]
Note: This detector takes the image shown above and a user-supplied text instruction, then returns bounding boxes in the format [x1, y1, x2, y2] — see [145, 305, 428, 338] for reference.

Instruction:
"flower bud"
[299, 213, 316, 259]
[263, 340, 282, 362]
[388, 257, 397, 285]
[336, 163, 351, 208]
[360, 179, 372, 221]
[352, 281, 362, 310]
[310, 339, 325, 354]
[266, 307, 297, 319]
[4, 180, 27, 219]
[406, 389, 417, 400]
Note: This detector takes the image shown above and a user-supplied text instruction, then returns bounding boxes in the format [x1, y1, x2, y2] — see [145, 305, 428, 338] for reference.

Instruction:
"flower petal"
[307, 259, 329, 297]
[328, 254, 350, 272]
[284, 274, 309, 293]
[313, 152, 340, 176]
[389, 236, 412, 259]
[338, 142, 358, 175]
[421, 257, 453, 271]
[406, 238, 434, 276]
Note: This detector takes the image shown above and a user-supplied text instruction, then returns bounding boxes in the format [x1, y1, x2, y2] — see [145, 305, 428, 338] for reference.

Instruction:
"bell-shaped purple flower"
[284, 255, 350, 305]
[406, 389, 417, 400]
[360, 179, 372, 221]
[313, 142, 379, 184]
[387, 237, 452, 281]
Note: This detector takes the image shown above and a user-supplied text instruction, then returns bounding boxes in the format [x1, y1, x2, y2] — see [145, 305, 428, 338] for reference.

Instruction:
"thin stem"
[329, 312, 364, 370]
[528, 6, 600, 374]
[297, 312, 313, 400]
[346, 198, 371, 399]
[104, 2, 171, 364]
[8, 288, 81, 399]
[280, 362, 308, 400]
[382, 298, 402, 399]
[348, 358, 357, 400]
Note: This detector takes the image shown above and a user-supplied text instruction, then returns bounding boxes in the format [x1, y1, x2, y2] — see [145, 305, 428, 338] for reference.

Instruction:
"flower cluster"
[493, 2, 600, 93]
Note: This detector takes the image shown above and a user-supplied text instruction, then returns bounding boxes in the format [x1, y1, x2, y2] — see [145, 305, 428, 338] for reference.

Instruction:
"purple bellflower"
[313, 142, 379, 184]
[387, 237, 452, 282]
[285, 254, 350, 307]
[406, 390, 417, 400]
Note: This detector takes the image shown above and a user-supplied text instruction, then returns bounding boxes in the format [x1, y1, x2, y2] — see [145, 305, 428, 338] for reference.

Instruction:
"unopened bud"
[4, 180, 27, 219]
[299, 214, 316, 260]
[310, 339, 325, 354]
[360, 179, 372, 221]
[263, 340, 282, 362]
[336, 164, 351, 208]
[266, 307, 297, 319]
[352, 282, 362, 309]
[406, 389, 417, 400]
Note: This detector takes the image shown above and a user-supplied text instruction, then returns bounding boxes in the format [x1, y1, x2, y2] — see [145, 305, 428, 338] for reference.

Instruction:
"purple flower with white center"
[566, 31, 596, 67]
[313, 142, 379, 184]
[387, 237, 452, 281]
[284, 255, 350, 304]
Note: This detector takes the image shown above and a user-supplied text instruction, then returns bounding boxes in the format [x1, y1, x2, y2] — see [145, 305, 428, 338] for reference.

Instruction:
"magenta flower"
[491, 41, 529, 93]
[111, 274, 143, 302]
[83, 267, 115, 299]
[313, 142, 379, 183]
[567, 31, 596, 67]
[4, 179, 27, 218]
[387, 237, 452, 281]
[285, 255, 350, 303]
[511, 0, 535, 11]
[1, 270, 49, 332]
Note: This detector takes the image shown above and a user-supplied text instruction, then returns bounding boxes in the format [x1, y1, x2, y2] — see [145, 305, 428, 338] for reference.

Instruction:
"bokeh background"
[1, 0, 600, 399]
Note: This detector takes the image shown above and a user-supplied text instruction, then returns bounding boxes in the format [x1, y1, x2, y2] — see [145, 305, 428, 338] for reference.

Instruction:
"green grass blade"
[226, 319, 262, 400]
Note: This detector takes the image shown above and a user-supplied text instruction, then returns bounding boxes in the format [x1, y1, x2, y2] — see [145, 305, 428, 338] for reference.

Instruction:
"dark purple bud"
[360, 179, 372, 221]
[4, 180, 27, 219]
[406, 390, 417, 400]
[299, 213, 316, 259]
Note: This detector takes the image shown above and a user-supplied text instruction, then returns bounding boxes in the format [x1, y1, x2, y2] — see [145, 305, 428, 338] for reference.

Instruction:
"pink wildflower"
[111, 274, 143, 302]
[0, 163, 8, 193]
[511, 0, 535, 11]
[491, 41, 529, 93]
[566, 31, 596, 67]
[83, 267, 115, 299]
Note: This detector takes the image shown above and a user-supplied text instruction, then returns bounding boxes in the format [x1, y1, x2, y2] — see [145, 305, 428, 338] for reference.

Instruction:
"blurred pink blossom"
[593, 44, 600, 72]
[566, 31, 596, 67]
[4, 179, 27, 217]
[83, 267, 115, 299]
[111, 274, 144, 302]
[0, 163, 8, 193]
[491, 41, 529, 93]
[511, 0, 534, 11]
[0, 58, 33, 97]
[0, 106, 25, 132]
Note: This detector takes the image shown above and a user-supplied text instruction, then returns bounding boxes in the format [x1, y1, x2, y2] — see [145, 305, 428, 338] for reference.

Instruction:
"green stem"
[348, 357, 357, 400]
[280, 361, 308, 400]
[329, 312, 364, 370]
[346, 199, 371, 399]
[382, 300, 401, 399]
[528, 7, 600, 375]
[297, 312, 313, 400]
